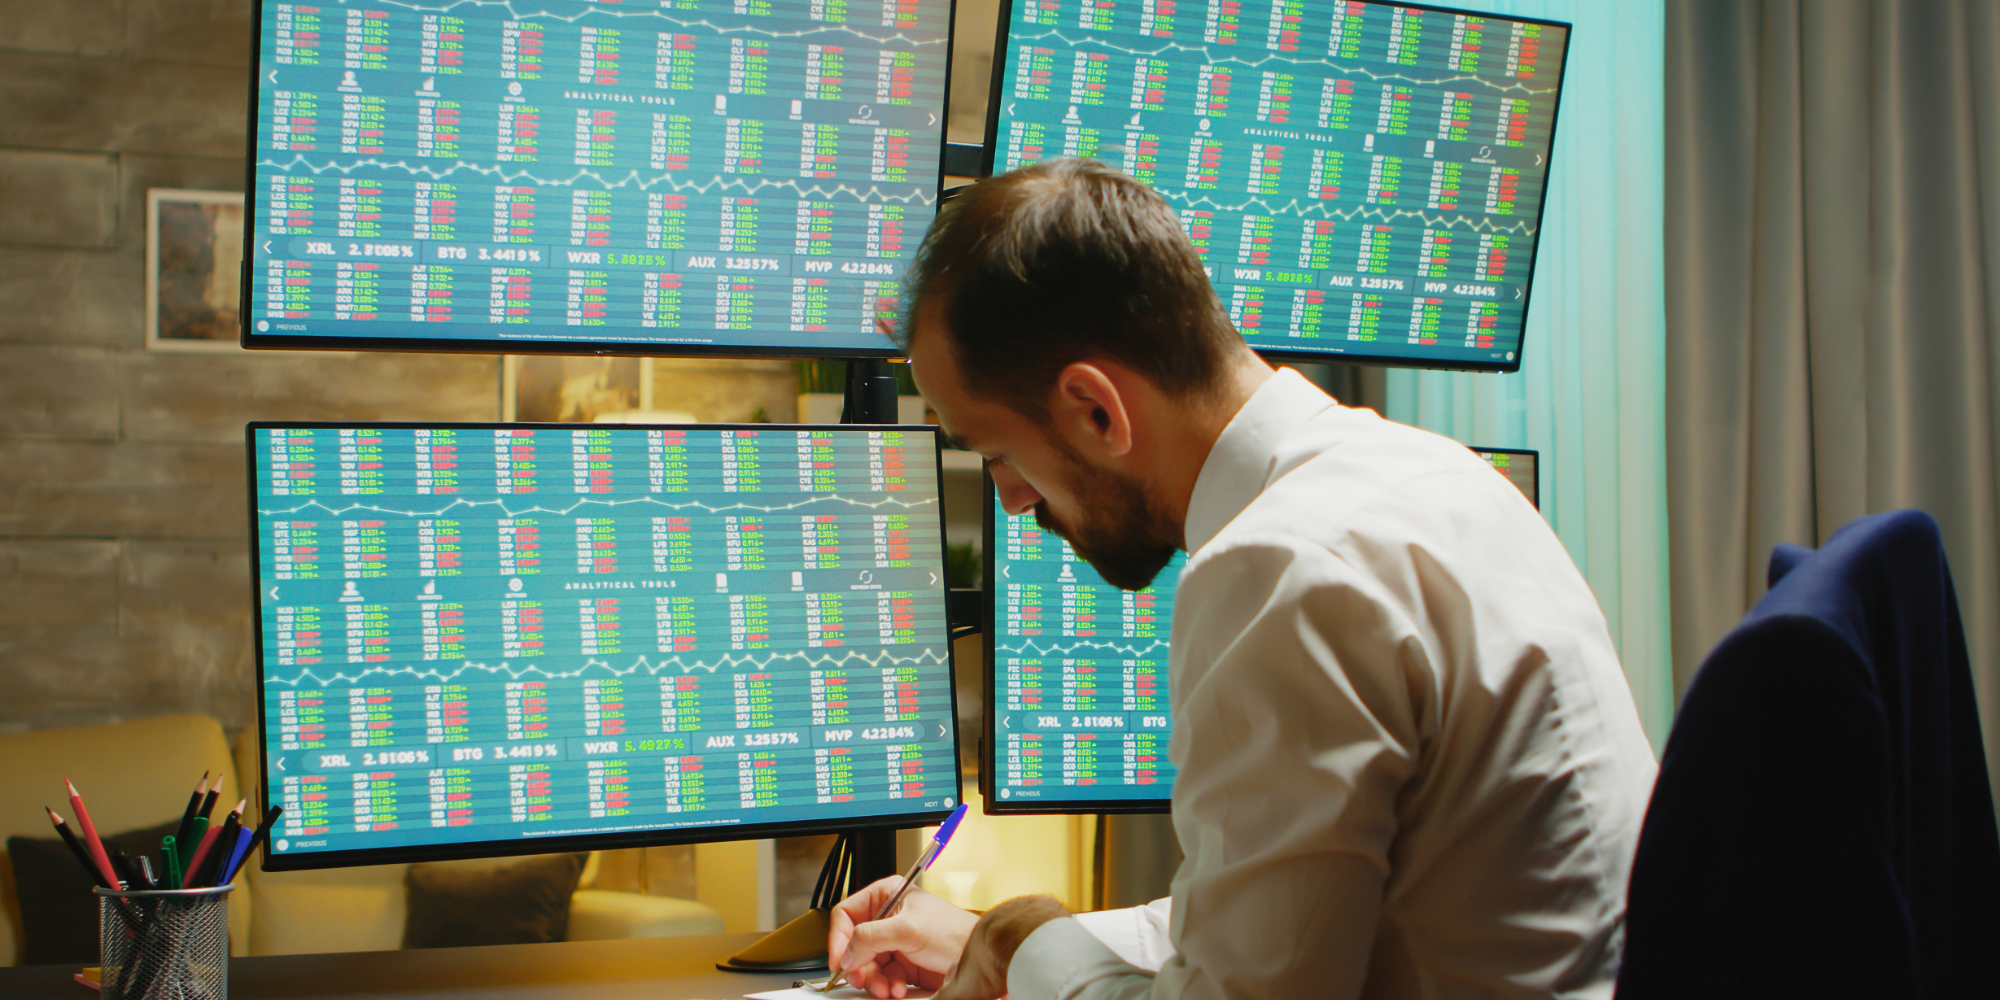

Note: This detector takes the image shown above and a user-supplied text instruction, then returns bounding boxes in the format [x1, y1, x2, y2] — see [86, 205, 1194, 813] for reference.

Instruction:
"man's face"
[908, 315, 1179, 591]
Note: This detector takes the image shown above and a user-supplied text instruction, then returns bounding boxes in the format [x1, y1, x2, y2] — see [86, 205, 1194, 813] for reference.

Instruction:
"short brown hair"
[899, 158, 1242, 418]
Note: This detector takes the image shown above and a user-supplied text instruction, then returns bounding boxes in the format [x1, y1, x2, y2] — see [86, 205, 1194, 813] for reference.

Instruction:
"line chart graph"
[254, 156, 939, 204]
[257, 492, 939, 520]
[996, 638, 1170, 659]
[263, 645, 950, 687]
[1154, 187, 1539, 234]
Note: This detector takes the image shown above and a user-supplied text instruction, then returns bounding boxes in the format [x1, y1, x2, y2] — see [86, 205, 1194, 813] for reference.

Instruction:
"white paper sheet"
[745, 986, 935, 1000]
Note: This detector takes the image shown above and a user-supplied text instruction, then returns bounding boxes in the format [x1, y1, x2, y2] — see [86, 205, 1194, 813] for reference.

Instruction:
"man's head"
[898, 158, 1269, 590]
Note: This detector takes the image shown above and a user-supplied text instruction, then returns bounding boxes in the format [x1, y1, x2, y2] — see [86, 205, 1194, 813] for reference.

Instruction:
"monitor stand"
[717, 828, 899, 972]
[720, 359, 922, 973]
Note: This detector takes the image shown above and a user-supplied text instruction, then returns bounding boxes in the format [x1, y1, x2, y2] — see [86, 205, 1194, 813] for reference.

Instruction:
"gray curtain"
[1666, 0, 2000, 779]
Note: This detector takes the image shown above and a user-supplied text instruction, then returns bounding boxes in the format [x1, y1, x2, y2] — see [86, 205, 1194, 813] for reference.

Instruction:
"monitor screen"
[1472, 445, 1536, 508]
[242, 0, 951, 357]
[983, 477, 1182, 813]
[249, 422, 959, 869]
[986, 1, 1570, 370]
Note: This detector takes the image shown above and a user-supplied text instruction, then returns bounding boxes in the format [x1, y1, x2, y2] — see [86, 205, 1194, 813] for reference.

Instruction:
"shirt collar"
[1184, 367, 1336, 554]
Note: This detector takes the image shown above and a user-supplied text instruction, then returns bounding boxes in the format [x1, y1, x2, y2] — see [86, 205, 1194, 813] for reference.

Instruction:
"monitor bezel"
[977, 0, 1573, 374]
[236, 0, 963, 360]
[979, 469, 1171, 815]
[246, 419, 964, 871]
[1469, 444, 1539, 509]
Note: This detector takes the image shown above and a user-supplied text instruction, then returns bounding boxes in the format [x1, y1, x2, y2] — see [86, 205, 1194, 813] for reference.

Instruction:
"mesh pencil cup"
[96, 882, 233, 1000]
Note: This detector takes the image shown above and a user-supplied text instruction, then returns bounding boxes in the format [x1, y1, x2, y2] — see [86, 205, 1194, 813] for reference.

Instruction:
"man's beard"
[1033, 451, 1180, 592]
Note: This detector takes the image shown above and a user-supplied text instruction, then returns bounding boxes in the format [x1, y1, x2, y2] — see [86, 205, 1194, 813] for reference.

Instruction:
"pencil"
[197, 777, 222, 823]
[174, 773, 208, 855]
[183, 813, 223, 882]
[51, 810, 143, 941]
[45, 807, 109, 889]
[64, 780, 124, 890]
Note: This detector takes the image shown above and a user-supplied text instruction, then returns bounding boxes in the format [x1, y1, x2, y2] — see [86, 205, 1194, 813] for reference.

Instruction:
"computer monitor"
[985, 1, 1571, 371]
[982, 477, 1182, 813]
[248, 422, 960, 869]
[1471, 445, 1537, 508]
[241, 0, 952, 357]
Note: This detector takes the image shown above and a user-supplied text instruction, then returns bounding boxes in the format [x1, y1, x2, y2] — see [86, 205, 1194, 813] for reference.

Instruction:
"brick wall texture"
[0, 2, 501, 732]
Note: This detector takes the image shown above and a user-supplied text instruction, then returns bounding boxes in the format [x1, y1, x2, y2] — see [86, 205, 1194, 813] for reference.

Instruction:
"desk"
[0, 933, 801, 1000]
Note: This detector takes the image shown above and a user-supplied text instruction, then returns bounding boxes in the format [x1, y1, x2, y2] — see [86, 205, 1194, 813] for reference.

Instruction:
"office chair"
[1617, 510, 2000, 997]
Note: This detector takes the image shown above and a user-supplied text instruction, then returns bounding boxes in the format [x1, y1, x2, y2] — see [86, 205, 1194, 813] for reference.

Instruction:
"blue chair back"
[1618, 510, 2000, 998]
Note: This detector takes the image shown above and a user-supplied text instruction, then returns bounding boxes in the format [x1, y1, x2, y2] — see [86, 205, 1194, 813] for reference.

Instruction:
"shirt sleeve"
[1073, 898, 1175, 971]
[1010, 918, 1157, 1000]
[1008, 538, 1419, 1000]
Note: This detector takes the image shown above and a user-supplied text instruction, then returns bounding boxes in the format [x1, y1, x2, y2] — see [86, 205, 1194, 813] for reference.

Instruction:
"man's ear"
[1048, 362, 1134, 459]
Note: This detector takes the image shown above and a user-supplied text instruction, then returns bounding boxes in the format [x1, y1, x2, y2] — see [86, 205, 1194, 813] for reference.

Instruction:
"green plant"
[793, 359, 921, 396]
[796, 359, 847, 394]
[945, 541, 982, 589]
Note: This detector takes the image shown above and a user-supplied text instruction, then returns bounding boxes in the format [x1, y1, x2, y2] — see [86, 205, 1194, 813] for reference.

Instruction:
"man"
[830, 158, 1658, 1000]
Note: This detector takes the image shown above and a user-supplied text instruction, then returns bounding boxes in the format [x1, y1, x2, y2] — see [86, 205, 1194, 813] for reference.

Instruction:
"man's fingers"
[829, 876, 918, 970]
[846, 912, 928, 967]
[846, 960, 883, 998]
[881, 961, 910, 999]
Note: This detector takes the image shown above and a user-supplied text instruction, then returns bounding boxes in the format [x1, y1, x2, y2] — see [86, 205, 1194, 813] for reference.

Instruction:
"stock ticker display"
[250, 424, 958, 862]
[992, 0, 1570, 368]
[986, 483, 1184, 810]
[246, 0, 948, 353]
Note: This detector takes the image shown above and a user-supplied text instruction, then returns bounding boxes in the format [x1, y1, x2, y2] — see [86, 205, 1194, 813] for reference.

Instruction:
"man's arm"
[970, 538, 1421, 1000]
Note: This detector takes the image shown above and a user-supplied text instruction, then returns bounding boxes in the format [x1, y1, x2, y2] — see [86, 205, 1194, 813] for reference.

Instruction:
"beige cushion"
[0, 714, 252, 965]
[247, 863, 410, 956]
[565, 890, 724, 941]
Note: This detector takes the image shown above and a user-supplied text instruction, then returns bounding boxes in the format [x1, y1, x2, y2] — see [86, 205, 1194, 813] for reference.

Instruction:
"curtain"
[1666, 0, 2000, 780]
[1383, 0, 1674, 748]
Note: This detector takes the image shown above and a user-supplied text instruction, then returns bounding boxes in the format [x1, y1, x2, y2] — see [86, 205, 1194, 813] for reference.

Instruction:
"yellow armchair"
[0, 714, 254, 965]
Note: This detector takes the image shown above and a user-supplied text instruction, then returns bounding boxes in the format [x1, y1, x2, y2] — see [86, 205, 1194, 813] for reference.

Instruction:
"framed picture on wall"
[147, 189, 245, 352]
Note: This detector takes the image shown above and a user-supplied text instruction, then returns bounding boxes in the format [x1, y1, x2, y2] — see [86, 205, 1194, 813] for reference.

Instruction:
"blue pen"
[220, 827, 255, 884]
[821, 803, 971, 992]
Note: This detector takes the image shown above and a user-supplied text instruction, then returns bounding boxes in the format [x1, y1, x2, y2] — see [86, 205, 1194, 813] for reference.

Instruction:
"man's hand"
[829, 877, 979, 999]
[933, 895, 1072, 1000]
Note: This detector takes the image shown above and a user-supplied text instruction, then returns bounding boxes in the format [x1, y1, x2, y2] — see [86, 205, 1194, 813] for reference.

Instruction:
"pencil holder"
[96, 883, 233, 1000]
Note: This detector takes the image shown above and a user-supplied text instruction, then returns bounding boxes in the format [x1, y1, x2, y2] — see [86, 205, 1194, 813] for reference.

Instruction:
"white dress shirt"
[1008, 369, 1658, 1000]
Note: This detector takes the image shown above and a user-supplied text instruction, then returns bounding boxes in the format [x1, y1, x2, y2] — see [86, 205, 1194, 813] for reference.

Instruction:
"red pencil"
[64, 779, 123, 890]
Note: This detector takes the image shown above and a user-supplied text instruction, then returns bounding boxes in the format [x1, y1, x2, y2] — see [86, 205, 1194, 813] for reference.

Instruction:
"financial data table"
[251, 424, 958, 862]
[993, 0, 1569, 367]
[249, 0, 948, 352]
[988, 488, 1182, 808]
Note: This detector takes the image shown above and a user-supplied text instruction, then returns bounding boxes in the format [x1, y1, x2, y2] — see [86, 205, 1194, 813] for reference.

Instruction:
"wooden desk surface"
[0, 933, 805, 1000]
